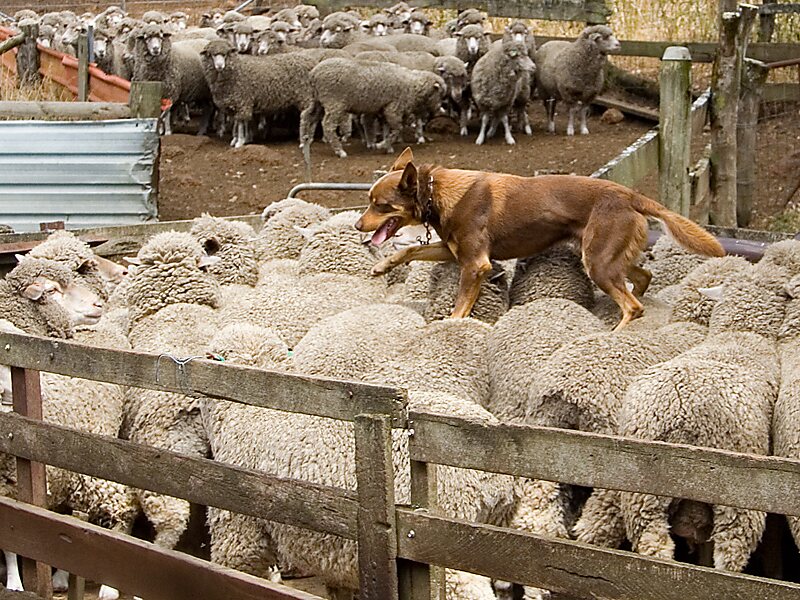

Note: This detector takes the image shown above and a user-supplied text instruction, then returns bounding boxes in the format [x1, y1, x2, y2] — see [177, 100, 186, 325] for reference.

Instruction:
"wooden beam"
[16, 22, 41, 86]
[659, 46, 693, 216]
[591, 128, 659, 187]
[0, 32, 24, 55]
[308, 0, 610, 22]
[76, 33, 89, 102]
[737, 58, 770, 227]
[354, 415, 399, 600]
[0, 411, 359, 539]
[0, 101, 131, 120]
[10, 367, 53, 599]
[759, 3, 800, 15]
[407, 411, 800, 517]
[0, 497, 324, 600]
[129, 81, 164, 119]
[592, 95, 659, 122]
[0, 332, 407, 424]
[395, 509, 800, 600]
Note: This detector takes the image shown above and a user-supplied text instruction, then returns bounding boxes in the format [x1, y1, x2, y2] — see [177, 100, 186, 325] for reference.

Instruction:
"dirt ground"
[157, 102, 655, 221]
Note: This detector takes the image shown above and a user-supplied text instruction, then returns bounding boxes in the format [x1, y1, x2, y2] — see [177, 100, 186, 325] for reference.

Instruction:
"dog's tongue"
[370, 218, 396, 246]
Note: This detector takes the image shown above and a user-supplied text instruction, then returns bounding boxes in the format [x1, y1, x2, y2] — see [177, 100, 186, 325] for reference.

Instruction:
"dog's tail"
[632, 193, 725, 257]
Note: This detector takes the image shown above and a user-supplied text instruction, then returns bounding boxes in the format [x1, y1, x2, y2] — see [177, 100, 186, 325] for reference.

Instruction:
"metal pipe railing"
[286, 182, 372, 199]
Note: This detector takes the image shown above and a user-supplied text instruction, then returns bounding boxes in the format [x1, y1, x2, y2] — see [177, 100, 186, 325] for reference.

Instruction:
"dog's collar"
[416, 174, 435, 223]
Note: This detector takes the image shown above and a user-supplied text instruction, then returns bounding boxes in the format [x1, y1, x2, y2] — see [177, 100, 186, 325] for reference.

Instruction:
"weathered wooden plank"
[395, 509, 800, 600]
[10, 367, 53, 599]
[0, 411, 358, 539]
[737, 58, 770, 227]
[759, 3, 800, 15]
[408, 411, 800, 517]
[591, 128, 659, 187]
[309, 0, 610, 23]
[592, 95, 659, 122]
[0, 101, 131, 120]
[762, 82, 800, 103]
[0, 497, 325, 600]
[76, 33, 89, 102]
[354, 415, 399, 600]
[659, 47, 693, 216]
[129, 81, 164, 119]
[691, 89, 711, 132]
[0, 32, 24, 55]
[0, 332, 407, 424]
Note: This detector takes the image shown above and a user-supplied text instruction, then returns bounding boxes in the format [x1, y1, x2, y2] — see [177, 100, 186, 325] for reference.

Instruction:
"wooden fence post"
[129, 81, 164, 118]
[16, 21, 41, 87]
[77, 32, 89, 102]
[659, 46, 693, 217]
[354, 414, 399, 600]
[736, 58, 769, 227]
[10, 367, 53, 599]
[709, 3, 758, 226]
[399, 458, 444, 600]
[759, 0, 776, 42]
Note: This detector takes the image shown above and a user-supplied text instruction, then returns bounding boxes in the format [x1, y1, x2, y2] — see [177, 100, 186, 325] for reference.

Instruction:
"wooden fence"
[2, 328, 800, 600]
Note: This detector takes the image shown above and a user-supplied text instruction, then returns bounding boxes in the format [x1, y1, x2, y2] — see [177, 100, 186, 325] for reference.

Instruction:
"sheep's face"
[368, 15, 389, 36]
[93, 37, 108, 58]
[95, 256, 128, 289]
[143, 32, 167, 56]
[255, 32, 277, 55]
[107, 12, 123, 29]
[457, 26, 486, 56]
[24, 276, 103, 327]
[270, 22, 291, 43]
[586, 26, 620, 54]
[504, 40, 535, 74]
[234, 32, 251, 53]
[408, 18, 426, 35]
[320, 23, 351, 48]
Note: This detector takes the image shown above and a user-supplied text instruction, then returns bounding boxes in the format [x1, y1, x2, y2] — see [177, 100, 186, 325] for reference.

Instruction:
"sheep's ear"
[698, 285, 725, 300]
[22, 280, 47, 301]
[13, 254, 26, 264]
[293, 225, 316, 241]
[398, 161, 418, 194]
[453, 30, 463, 37]
[123, 256, 142, 266]
[198, 255, 221, 269]
[390, 147, 414, 172]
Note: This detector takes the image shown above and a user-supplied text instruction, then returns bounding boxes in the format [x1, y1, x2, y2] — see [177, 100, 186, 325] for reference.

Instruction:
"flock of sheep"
[2, 192, 800, 598]
[6, 4, 620, 155]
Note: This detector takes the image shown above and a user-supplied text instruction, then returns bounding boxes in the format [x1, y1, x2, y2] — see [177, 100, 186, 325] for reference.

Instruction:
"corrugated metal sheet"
[0, 119, 159, 232]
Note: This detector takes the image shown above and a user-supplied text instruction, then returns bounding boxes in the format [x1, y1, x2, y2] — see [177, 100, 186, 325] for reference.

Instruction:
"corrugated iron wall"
[0, 118, 159, 232]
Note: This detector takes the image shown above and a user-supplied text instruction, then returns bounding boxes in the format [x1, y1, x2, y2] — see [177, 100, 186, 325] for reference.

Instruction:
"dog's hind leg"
[451, 257, 493, 318]
[627, 264, 652, 297]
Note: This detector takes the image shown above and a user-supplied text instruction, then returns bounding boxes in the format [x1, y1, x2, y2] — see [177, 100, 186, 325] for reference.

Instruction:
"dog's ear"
[390, 147, 414, 172]
[398, 161, 418, 194]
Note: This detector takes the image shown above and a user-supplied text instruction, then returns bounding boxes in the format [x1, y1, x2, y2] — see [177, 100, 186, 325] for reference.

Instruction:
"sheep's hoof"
[524, 125, 532, 136]
[475, 138, 484, 146]
[416, 136, 426, 144]
[229, 138, 237, 148]
[581, 128, 590, 135]
[334, 149, 348, 158]
[460, 127, 468, 136]
[566, 130, 575, 137]
[98, 585, 121, 600]
[234, 140, 246, 149]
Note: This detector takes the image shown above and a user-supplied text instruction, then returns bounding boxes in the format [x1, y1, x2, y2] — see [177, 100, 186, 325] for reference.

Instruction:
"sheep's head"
[104, 6, 126, 29]
[367, 14, 390, 36]
[435, 56, 467, 103]
[273, 8, 301, 30]
[142, 10, 166, 25]
[456, 8, 485, 29]
[170, 11, 188, 30]
[582, 25, 620, 54]
[320, 13, 354, 48]
[501, 38, 535, 75]
[269, 20, 293, 43]
[406, 11, 429, 35]
[9, 257, 104, 329]
[455, 24, 487, 57]
[92, 31, 111, 58]
[37, 24, 56, 48]
[137, 24, 170, 57]
[233, 21, 254, 53]
[505, 21, 531, 45]
[296, 5, 320, 27]
[202, 38, 235, 71]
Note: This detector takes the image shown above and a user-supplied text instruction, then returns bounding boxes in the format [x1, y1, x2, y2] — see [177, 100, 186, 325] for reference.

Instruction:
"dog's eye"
[374, 204, 394, 213]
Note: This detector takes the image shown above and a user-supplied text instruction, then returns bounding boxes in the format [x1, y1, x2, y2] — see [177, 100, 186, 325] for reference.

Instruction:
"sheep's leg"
[486, 116, 498, 138]
[501, 113, 516, 145]
[360, 115, 376, 149]
[622, 492, 675, 559]
[161, 106, 173, 136]
[566, 104, 580, 136]
[415, 118, 425, 144]
[371, 241, 455, 276]
[53, 568, 70, 592]
[544, 99, 556, 134]
[579, 102, 590, 135]
[475, 113, 490, 145]
[519, 106, 532, 136]
[4, 550, 23, 591]
[459, 104, 470, 136]
[208, 507, 279, 578]
[572, 489, 626, 548]
[711, 506, 766, 572]
[197, 103, 214, 137]
[139, 489, 191, 550]
[376, 107, 402, 154]
[321, 107, 347, 158]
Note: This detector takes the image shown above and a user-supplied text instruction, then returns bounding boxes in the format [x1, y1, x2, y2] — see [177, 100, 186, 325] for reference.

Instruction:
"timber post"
[16, 21, 41, 87]
[354, 414, 399, 600]
[736, 58, 769, 227]
[659, 46, 693, 217]
[128, 81, 163, 119]
[10, 367, 52, 599]
[709, 3, 758, 226]
[77, 32, 89, 102]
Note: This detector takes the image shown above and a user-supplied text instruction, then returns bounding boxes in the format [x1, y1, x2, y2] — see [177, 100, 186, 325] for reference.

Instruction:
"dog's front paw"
[371, 259, 393, 276]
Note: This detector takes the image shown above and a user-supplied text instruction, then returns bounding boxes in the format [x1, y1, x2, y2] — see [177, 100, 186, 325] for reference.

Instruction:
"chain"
[415, 175, 434, 246]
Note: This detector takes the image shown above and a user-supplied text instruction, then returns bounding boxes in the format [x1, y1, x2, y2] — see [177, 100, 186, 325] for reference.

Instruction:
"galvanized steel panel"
[0, 119, 159, 232]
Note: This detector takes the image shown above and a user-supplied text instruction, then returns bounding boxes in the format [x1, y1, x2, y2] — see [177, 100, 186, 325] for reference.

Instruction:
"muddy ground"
[156, 99, 800, 231]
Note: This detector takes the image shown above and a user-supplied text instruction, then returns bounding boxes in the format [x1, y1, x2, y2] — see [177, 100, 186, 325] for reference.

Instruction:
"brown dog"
[355, 148, 725, 330]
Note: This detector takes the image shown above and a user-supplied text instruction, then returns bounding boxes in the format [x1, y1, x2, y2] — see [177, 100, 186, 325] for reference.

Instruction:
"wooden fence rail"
[3, 331, 800, 599]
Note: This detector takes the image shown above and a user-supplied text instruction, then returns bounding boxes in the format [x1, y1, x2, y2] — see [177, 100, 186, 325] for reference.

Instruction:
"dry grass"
[0, 68, 72, 103]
